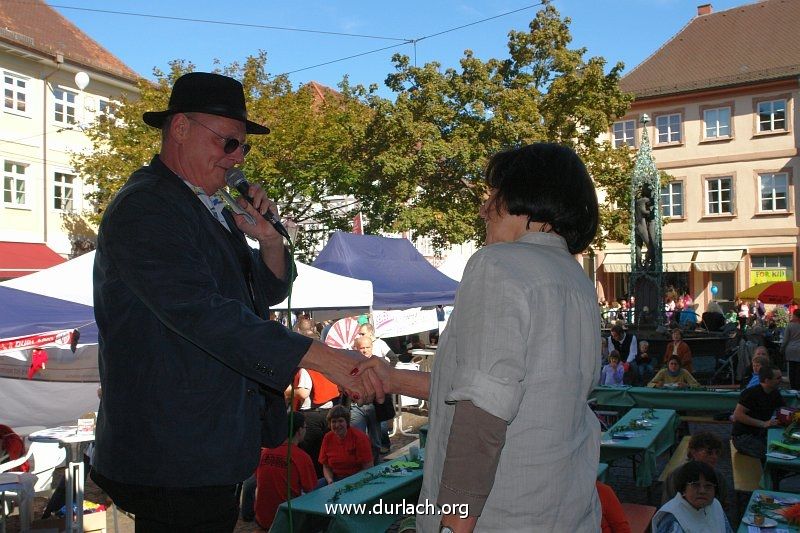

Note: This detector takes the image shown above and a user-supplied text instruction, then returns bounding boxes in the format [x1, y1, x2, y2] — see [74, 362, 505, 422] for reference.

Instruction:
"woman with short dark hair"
[648, 357, 700, 389]
[664, 328, 693, 372]
[653, 461, 732, 532]
[355, 143, 602, 531]
[317, 405, 372, 484]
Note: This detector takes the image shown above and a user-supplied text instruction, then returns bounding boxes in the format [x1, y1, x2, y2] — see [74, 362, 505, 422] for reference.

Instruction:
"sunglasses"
[185, 115, 251, 156]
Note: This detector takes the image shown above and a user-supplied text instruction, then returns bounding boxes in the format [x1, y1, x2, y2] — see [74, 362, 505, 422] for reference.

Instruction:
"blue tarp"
[0, 286, 98, 344]
[312, 232, 459, 310]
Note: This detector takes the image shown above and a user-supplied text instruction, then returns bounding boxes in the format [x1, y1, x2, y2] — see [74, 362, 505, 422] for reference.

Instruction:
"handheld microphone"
[224, 168, 291, 240]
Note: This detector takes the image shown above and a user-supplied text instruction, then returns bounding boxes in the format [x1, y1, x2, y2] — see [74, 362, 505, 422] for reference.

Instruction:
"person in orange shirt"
[596, 481, 631, 533]
[318, 405, 373, 483]
[254, 412, 317, 530]
[664, 328, 693, 373]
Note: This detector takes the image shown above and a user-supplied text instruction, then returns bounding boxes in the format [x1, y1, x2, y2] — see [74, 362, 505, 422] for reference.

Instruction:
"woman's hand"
[355, 356, 393, 399]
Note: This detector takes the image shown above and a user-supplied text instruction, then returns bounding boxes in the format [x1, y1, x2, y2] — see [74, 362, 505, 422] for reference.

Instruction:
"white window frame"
[98, 99, 116, 116]
[53, 171, 76, 212]
[3, 160, 29, 207]
[53, 86, 77, 125]
[655, 113, 681, 144]
[703, 107, 731, 139]
[660, 181, 683, 218]
[705, 176, 733, 215]
[3, 71, 29, 115]
[757, 99, 786, 132]
[758, 172, 788, 212]
[612, 120, 635, 148]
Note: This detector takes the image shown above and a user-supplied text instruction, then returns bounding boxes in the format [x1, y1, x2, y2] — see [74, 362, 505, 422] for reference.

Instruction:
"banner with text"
[750, 269, 788, 285]
[374, 308, 439, 338]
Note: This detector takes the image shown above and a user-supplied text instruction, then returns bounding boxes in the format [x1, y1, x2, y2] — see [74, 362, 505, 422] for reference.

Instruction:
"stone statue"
[634, 182, 658, 269]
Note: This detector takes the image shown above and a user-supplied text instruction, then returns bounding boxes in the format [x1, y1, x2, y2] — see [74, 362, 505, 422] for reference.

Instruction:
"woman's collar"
[516, 231, 567, 250]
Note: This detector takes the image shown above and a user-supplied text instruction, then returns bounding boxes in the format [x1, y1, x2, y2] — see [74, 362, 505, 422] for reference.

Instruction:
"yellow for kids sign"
[750, 269, 787, 285]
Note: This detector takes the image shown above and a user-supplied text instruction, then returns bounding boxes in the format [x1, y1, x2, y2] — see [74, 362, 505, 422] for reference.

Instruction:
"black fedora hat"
[142, 72, 269, 134]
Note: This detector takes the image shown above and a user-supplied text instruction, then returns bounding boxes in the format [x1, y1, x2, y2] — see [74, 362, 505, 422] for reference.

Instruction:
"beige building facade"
[0, 1, 138, 277]
[596, 1, 799, 314]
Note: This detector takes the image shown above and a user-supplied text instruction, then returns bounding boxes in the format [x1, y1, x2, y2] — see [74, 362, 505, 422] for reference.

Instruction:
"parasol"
[736, 281, 800, 305]
[324, 317, 361, 349]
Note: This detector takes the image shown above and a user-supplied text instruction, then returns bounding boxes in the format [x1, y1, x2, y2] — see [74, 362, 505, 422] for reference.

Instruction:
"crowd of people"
[599, 325, 698, 388]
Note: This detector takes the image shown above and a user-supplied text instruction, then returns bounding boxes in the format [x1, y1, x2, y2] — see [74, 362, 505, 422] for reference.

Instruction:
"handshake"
[301, 338, 429, 405]
[302, 340, 395, 405]
[344, 350, 394, 405]
[301, 339, 429, 405]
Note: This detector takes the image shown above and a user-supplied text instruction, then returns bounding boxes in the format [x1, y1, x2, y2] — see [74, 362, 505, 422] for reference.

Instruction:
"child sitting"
[631, 340, 655, 385]
[599, 352, 625, 385]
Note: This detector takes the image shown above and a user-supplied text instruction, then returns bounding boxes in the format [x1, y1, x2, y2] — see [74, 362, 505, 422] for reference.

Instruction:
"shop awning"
[0, 242, 66, 279]
[693, 250, 743, 272]
[663, 251, 695, 272]
[600, 252, 631, 273]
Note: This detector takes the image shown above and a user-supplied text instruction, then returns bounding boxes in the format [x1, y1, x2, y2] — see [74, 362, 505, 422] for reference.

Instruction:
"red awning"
[0, 242, 66, 279]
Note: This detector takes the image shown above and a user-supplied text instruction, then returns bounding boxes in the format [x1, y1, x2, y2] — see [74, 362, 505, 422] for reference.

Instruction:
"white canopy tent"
[2, 249, 94, 305]
[0, 251, 372, 427]
[271, 261, 373, 321]
[437, 253, 470, 282]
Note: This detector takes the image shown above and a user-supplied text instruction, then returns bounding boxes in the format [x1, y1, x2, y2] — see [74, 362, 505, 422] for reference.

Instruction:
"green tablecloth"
[592, 386, 800, 412]
[762, 428, 800, 490]
[737, 490, 800, 532]
[600, 408, 680, 487]
[270, 454, 423, 533]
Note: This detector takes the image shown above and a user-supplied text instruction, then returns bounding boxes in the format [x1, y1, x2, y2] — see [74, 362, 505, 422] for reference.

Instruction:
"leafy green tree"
[73, 2, 640, 258]
[353, 1, 634, 251]
[72, 54, 371, 260]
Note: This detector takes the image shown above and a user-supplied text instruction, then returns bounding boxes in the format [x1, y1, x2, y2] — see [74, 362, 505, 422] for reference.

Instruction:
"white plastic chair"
[0, 446, 37, 533]
[0, 438, 67, 532]
[26, 441, 67, 496]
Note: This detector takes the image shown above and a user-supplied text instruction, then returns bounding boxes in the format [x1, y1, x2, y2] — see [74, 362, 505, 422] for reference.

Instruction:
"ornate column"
[629, 114, 663, 326]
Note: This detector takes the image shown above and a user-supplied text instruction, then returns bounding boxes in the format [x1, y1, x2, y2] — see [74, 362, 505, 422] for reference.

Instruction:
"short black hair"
[327, 405, 350, 426]
[610, 324, 624, 335]
[291, 411, 306, 429]
[759, 364, 777, 383]
[687, 432, 722, 455]
[484, 143, 599, 254]
[674, 460, 718, 493]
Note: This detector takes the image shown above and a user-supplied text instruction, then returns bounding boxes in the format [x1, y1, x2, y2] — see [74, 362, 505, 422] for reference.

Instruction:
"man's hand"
[300, 342, 387, 405]
[231, 182, 283, 244]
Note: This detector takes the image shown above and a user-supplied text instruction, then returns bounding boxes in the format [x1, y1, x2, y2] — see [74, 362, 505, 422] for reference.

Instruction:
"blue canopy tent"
[0, 286, 100, 427]
[312, 232, 458, 310]
[0, 286, 97, 344]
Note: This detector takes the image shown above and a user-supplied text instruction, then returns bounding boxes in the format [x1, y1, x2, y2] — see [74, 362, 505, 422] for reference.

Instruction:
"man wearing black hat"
[91, 72, 381, 531]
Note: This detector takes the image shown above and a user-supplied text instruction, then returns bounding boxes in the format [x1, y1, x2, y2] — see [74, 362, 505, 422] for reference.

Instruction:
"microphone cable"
[284, 234, 298, 533]
[227, 180, 299, 530]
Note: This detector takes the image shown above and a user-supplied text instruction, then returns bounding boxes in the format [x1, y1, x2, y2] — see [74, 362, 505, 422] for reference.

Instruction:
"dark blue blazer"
[92, 156, 311, 486]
